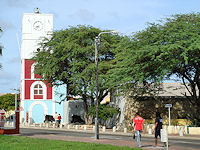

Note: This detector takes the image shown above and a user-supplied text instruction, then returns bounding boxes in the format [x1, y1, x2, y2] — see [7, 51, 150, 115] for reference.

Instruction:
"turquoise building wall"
[22, 84, 66, 123]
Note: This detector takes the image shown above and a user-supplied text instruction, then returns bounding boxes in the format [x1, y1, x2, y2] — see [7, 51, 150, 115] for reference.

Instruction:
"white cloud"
[0, 21, 16, 31]
[108, 12, 120, 20]
[69, 9, 95, 22]
[0, 71, 15, 79]
[0, 70, 20, 93]
[7, 57, 20, 64]
[2, 0, 27, 8]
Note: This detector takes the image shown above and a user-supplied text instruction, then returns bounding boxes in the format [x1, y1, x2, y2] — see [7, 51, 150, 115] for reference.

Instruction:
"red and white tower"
[20, 9, 55, 123]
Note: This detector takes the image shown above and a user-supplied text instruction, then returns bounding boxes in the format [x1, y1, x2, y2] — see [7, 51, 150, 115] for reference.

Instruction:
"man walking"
[133, 112, 144, 148]
[153, 112, 163, 146]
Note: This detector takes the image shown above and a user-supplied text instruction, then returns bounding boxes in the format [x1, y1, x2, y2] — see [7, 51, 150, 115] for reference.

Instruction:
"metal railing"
[0, 113, 16, 129]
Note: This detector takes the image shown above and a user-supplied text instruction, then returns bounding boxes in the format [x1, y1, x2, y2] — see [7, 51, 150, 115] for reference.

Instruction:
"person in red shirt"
[58, 114, 61, 127]
[133, 112, 144, 148]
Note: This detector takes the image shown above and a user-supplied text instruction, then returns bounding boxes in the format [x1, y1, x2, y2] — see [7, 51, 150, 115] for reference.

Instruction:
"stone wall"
[119, 96, 192, 129]
[110, 94, 126, 125]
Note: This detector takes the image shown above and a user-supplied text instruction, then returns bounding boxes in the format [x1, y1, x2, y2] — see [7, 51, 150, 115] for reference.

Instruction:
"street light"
[94, 30, 119, 140]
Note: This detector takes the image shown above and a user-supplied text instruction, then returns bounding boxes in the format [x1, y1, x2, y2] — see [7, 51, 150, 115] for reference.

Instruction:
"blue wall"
[54, 84, 66, 122]
[32, 104, 44, 123]
[22, 84, 67, 123]
[23, 100, 53, 123]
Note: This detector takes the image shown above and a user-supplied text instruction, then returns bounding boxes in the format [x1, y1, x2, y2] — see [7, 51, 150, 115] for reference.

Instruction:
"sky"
[0, 0, 200, 93]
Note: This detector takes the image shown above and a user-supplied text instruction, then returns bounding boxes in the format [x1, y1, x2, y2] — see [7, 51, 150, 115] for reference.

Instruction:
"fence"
[0, 109, 20, 134]
[0, 110, 16, 129]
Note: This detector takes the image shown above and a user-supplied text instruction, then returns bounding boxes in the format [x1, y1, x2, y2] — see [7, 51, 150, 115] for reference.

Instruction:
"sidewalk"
[21, 125, 200, 140]
[20, 126, 200, 150]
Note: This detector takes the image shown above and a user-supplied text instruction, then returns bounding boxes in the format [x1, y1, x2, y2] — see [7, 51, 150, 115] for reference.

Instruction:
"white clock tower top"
[21, 9, 53, 59]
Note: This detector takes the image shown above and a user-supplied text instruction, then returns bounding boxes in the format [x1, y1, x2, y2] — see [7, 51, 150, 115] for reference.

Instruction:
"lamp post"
[94, 30, 119, 140]
[165, 104, 172, 126]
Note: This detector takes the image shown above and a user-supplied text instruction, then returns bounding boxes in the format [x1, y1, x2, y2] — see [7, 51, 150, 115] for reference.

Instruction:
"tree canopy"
[33, 13, 200, 125]
[33, 25, 122, 123]
[111, 13, 200, 125]
[0, 94, 17, 111]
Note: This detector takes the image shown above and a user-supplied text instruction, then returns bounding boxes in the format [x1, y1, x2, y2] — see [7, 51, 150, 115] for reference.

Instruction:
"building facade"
[20, 9, 65, 123]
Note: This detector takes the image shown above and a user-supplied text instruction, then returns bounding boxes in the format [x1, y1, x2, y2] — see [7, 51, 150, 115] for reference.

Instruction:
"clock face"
[33, 21, 43, 31]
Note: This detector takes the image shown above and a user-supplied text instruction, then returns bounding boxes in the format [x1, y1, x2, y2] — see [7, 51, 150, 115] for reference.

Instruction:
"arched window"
[33, 84, 43, 99]
[34, 84, 43, 95]
[30, 81, 46, 100]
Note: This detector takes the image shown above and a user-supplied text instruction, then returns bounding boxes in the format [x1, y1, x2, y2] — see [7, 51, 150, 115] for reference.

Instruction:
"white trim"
[52, 86, 56, 114]
[20, 100, 24, 123]
[21, 59, 25, 80]
[31, 63, 36, 79]
[21, 59, 25, 100]
[30, 81, 47, 100]
[30, 99, 50, 101]
[28, 101, 48, 123]
[21, 80, 25, 100]
[24, 79, 42, 81]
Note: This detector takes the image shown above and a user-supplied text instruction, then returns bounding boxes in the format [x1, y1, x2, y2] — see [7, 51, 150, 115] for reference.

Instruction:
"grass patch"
[0, 135, 141, 150]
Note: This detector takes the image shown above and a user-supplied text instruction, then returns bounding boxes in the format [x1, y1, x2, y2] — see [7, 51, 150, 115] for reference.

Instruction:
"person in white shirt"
[54, 112, 59, 128]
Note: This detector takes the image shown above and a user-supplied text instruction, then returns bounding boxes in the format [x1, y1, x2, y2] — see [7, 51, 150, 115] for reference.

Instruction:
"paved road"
[19, 128, 200, 150]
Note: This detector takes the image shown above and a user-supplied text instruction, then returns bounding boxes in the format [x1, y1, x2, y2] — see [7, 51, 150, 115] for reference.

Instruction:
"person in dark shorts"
[153, 112, 163, 146]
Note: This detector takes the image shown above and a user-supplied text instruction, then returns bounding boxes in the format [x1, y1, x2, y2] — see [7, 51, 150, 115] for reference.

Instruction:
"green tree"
[88, 104, 120, 126]
[0, 94, 19, 111]
[111, 13, 200, 126]
[33, 25, 121, 124]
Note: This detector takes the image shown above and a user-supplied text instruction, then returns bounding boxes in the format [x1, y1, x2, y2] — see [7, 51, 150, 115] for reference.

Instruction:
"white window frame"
[30, 81, 47, 100]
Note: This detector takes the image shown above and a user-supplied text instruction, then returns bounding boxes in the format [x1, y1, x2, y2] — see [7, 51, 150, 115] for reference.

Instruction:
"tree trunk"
[91, 96, 94, 106]
[83, 94, 89, 124]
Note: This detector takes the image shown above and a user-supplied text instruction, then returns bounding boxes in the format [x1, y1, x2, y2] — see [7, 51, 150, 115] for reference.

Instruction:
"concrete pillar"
[67, 124, 71, 129]
[5, 121, 8, 126]
[84, 125, 87, 131]
[40, 123, 42, 128]
[102, 126, 106, 132]
[53, 123, 55, 128]
[124, 128, 127, 133]
[93, 126, 95, 132]
[179, 129, 183, 136]
[148, 128, 152, 134]
[168, 126, 174, 134]
[113, 126, 116, 132]
[75, 125, 79, 130]
[185, 126, 188, 134]
[60, 123, 63, 128]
